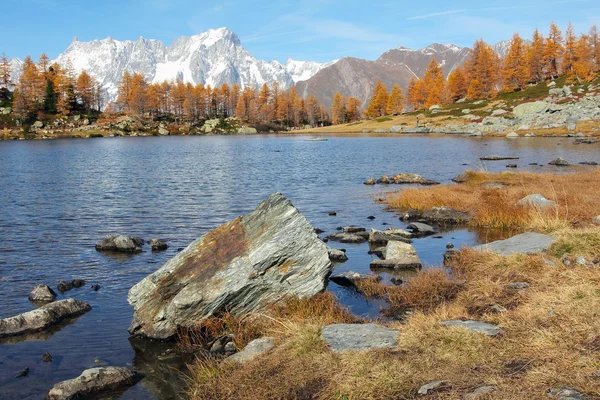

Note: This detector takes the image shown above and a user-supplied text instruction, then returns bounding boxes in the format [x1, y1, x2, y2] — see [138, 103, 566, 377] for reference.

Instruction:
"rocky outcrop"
[29, 285, 57, 303]
[128, 193, 334, 340]
[473, 232, 555, 256]
[149, 239, 168, 251]
[549, 158, 570, 166]
[0, 299, 91, 339]
[226, 337, 275, 363]
[45, 367, 142, 400]
[321, 323, 400, 352]
[370, 241, 422, 270]
[95, 235, 145, 253]
[407, 222, 435, 237]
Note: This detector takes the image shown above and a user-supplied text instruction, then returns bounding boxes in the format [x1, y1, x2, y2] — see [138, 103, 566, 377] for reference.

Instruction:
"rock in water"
[149, 239, 168, 251]
[0, 299, 91, 339]
[95, 235, 145, 253]
[45, 367, 142, 400]
[28, 285, 57, 303]
[127, 193, 333, 340]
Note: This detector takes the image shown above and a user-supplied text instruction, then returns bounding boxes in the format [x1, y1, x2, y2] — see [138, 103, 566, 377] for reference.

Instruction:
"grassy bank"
[185, 170, 600, 399]
[385, 170, 600, 230]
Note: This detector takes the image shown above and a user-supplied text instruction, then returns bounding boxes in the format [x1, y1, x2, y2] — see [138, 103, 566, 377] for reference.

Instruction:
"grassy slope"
[296, 75, 600, 135]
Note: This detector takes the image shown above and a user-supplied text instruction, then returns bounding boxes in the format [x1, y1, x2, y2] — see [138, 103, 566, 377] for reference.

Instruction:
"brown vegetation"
[385, 169, 600, 229]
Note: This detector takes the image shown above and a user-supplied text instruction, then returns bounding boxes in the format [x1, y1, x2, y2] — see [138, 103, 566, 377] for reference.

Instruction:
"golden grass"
[385, 169, 600, 229]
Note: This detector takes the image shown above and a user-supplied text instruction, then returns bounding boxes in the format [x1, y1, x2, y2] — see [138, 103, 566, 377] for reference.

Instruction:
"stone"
[0, 299, 91, 339]
[473, 232, 555, 256]
[128, 193, 334, 340]
[158, 127, 170, 136]
[407, 222, 436, 237]
[446, 243, 455, 249]
[506, 132, 519, 138]
[343, 226, 366, 233]
[29, 285, 57, 302]
[592, 216, 600, 226]
[506, 164, 518, 168]
[327, 232, 367, 244]
[418, 381, 449, 395]
[226, 337, 275, 363]
[149, 238, 168, 251]
[15, 367, 29, 378]
[328, 248, 348, 262]
[57, 281, 73, 292]
[209, 334, 236, 355]
[452, 172, 470, 183]
[489, 304, 508, 313]
[95, 235, 145, 253]
[516, 194, 556, 208]
[328, 211, 337, 216]
[441, 320, 502, 336]
[390, 125, 403, 133]
[492, 109, 507, 116]
[507, 282, 530, 291]
[513, 101, 549, 117]
[422, 207, 470, 224]
[547, 386, 587, 399]
[45, 367, 142, 400]
[42, 352, 53, 362]
[369, 228, 412, 245]
[237, 127, 257, 134]
[329, 271, 381, 287]
[321, 323, 399, 352]
[0, 107, 12, 115]
[71, 279, 86, 288]
[480, 155, 519, 161]
[367, 216, 375, 220]
[32, 121, 44, 129]
[429, 105, 441, 111]
[370, 241, 422, 270]
[549, 158, 570, 166]
[91, 284, 101, 291]
[390, 173, 439, 185]
[364, 178, 376, 185]
[464, 385, 497, 399]
[548, 81, 557, 87]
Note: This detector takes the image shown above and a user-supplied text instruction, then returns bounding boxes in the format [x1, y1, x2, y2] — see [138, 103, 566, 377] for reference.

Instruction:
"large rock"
[369, 228, 412, 245]
[45, 367, 142, 400]
[549, 158, 570, 166]
[0, 299, 91, 339]
[370, 241, 422, 270]
[226, 337, 275, 363]
[368, 174, 439, 185]
[513, 101, 549, 117]
[547, 386, 587, 399]
[516, 194, 556, 208]
[328, 248, 348, 262]
[29, 285, 57, 303]
[441, 320, 502, 336]
[473, 232, 555, 256]
[128, 193, 334, 340]
[407, 222, 436, 237]
[422, 207, 470, 224]
[95, 235, 145, 253]
[321, 323, 399, 352]
[327, 232, 367, 244]
[237, 127, 257, 134]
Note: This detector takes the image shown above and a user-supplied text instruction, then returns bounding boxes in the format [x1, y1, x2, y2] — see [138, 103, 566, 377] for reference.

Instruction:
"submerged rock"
[329, 271, 381, 287]
[226, 337, 275, 363]
[441, 320, 502, 336]
[343, 226, 366, 233]
[149, 239, 168, 252]
[71, 279, 86, 288]
[128, 193, 334, 340]
[480, 155, 519, 161]
[15, 367, 29, 378]
[321, 323, 400, 352]
[45, 367, 142, 400]
[57, 281, 73, 293]
[29, 285, 57, 303]
[367, 174, 439, 185]
[473, 232, 555, 256]
[95, 235, 145, 253]
[42, 352, 53, 362]
[0, 299, 91, 339]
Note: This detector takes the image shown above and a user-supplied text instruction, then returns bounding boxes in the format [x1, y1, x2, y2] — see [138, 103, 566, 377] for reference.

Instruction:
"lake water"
[0, 134, 597, 399]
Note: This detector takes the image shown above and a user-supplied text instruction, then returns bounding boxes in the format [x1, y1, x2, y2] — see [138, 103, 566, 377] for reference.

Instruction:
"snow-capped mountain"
[11, 28, 334, 103]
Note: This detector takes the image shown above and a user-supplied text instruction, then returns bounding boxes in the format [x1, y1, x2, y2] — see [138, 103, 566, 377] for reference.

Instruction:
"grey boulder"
[549, 158, 570, 166]
[45, 367, 142, 400]
[464, 385, 497, 399]
[327, 232, 368, 244]
[418, 381, 449, 395]
[370, 241, 422, 270]
[321, 323, 399, 352]
[422, 207, 470, 224]
[328, 248, 348, 262]
[441, 320, 502, 336]
[407, 222, 436, 237]
[95, 235, 145, 253]
[516, 194, 556, 208]
[29, 285, 57, 303]
[369, 228, 412, 245]
[473, 232, 555, 256]
[128, 193, 334, 340]
[547, 386, 587, 399]
[0, 299, 91, 339]
[226, 337, 275, 363]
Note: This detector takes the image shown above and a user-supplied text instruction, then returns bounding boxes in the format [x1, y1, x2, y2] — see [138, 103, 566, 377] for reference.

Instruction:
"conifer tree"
[76, 71, 94, 111]
[589, 25, 600, 72]
[561, 22, 577, 76]
[386, 84, 405, 114]
[572, 35, 595, 82]
[117, 71, 133, 111]
[0, 53, 11, 89]
[466, 39, 500, 100]
[365, 80, 389, 118]
[527, 28, 545, 83]
[544, 22, 564, 78]
[447, 65, 468, 101]
[422, 58, 447, 107]
[43, 79, 57, 114]
[347, 97, 361, 122]
[331, 92, 345, 124]
[501, 33, 529, 91]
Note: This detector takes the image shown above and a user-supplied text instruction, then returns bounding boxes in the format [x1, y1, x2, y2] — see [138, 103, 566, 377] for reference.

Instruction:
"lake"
[0, 134, 597, 399]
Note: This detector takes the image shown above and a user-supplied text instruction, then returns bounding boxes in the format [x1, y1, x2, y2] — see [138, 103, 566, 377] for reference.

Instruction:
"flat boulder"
[422, 207, 470, 224]
[516, 194, 556, 208]
[327, 232, 367, 244]
[329, 271, 381, 287]
[480, 155, 519, 161]
[370, 241, 422, 270]
[95, 235, 145, 253]
[343, 226, 366, 233]
[369, 228, 412, 245]
[321, 323, 399, 352]
[45, 367, 142, 400]
[473, 232, 555, 256]
[549, 158, 570, 166]
[127, 193, 334, 340]
[547, 386, 587, 399]
[407, 222, 436, 237]
[0, 299, 91, 339]
[226, 337, 275, 363]
[367, 174, 439, 185]
[441, 320, 502, 336]
[29, 285, 57, 303]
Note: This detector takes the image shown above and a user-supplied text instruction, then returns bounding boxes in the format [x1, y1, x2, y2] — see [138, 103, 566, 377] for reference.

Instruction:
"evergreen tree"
[561, 22, 577, 76]
[43, 78, 57, 114]
[422, 58, 447, 107]
[0, 53, 11, 89]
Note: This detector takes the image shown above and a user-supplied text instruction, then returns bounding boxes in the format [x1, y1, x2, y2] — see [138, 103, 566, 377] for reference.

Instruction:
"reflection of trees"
[129, 336, 194, 400]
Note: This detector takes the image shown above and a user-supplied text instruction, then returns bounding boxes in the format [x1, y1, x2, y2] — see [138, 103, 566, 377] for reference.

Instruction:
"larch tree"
[117, 71, 133, 111]
[19, 56, 44, 114]
[527, 28, 545, 83]
[447, 65, 468, 101]
[37, 53, 50, 78]
[572, 35, 595, 82]
[561, 22, 577, 76]
[501, 33, 529, 92]
[544, 22, 564, 78]
[129, 72, 148, 115]
[365, 80, 389, 118]
[331, 92, 345, 125]
[422, 57, 447, 107]
[589, 25, 600, 72]
[0, 53, 11, 89]
[257, 83, 270, 121]
[76, 71, 94, 111]
[466, 39, 500, 100]
[347, 97, 361, 122]
[386, 84, 405, 114]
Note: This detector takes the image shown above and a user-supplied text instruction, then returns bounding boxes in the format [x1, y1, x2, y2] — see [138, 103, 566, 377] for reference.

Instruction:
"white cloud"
[407, 9, 467, 21]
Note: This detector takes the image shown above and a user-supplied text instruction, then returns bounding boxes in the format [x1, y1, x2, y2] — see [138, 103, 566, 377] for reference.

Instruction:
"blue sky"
[2, 0, 599, 63]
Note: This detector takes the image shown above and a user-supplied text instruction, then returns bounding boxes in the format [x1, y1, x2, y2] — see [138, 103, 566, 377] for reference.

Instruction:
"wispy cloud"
[407, 9, 467, 21]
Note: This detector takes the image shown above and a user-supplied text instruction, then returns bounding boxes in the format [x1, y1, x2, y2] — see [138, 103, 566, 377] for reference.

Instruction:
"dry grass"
[385, 170, 600, 229]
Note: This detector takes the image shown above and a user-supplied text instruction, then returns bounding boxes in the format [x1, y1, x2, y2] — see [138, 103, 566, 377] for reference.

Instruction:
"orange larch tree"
[447, 65, 468, 101]
[501, 33, 530, 92]
[386, 84, 405, 114]
[365, 80, 389, 118]
[466, 39, 500, 100]
[544, 22, 564, 78]
[527, 28, 546, 83]
[561, 22, 577, 76]
[422, 57, 447, 107]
